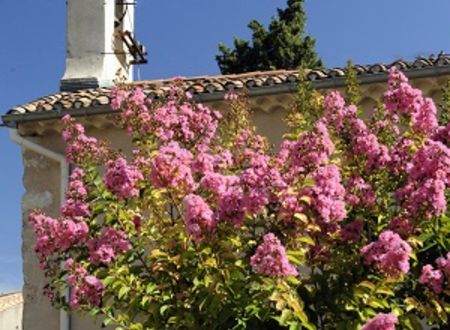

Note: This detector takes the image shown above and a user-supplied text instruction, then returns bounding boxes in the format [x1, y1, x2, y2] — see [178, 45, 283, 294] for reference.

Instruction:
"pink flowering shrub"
[30, 68, 450, 329]
[362, 313, 398, 330]
[360, 230, 412, 278]
[250, 233, 298, 276]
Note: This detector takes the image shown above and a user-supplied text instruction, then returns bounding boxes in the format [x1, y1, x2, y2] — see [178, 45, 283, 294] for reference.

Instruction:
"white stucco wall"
[0, 293, 23, 330]
[0, 303, 23, 330]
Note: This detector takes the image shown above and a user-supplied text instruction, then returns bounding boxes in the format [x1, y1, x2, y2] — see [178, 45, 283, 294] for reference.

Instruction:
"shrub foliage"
[30, 70, 450, 330]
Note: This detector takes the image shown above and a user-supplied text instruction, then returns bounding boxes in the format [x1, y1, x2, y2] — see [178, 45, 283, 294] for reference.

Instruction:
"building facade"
[2, 0, 450, 329]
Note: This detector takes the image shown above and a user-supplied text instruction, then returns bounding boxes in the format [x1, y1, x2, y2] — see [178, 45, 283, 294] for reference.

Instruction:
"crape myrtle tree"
[216, 0, 322, 74]
[29, 68, 450, 330]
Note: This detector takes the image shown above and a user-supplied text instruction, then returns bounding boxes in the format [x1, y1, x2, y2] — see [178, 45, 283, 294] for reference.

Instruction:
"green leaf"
[102, 318, 113, 327]
[375, 287, 395, 296]
[146, 283, 157, 294]
[295, 235, 315, 246]
[160, 305, 170, 316]
[118, 286, 130, 299]
[294, 213, 308, 223]
[357, 281, 375, 291]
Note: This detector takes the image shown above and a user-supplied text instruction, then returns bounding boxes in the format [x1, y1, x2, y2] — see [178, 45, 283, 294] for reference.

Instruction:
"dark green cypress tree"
[216, 0, 322, 74]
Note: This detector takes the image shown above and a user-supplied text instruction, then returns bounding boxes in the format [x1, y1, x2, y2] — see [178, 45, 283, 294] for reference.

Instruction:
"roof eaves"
[4, 55, 450, 126]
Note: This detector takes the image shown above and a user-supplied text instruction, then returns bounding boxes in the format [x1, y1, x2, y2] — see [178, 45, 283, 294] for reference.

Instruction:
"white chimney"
[60, 0, 135, 91]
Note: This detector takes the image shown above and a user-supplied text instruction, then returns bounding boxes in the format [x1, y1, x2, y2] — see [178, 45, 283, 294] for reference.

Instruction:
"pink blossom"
[104, 157, 143, 199]
[436, 253, 450, 278]
[152, 97, 220, 149]
[433, 123, 450, 146]
[345, 176, 376, 207]
[419, 264, 444, 294]
[200, 172, 245, 226]
[111, 87, 131, 110]
[361, 230, 412, 278]
[192, 152, 215, 175]
[57, 219, 89, 251]
[412, 98, 438, 135]
[388, 137, 415, 175]
[384, 68, 438, 136]
[241, 154, 286, 214]
[61, 199, 91, 218]
[66, 168, 88, 199]
[384, 68, 422, 116]
[349, 118, 391, 169]
[87, 227, 131, 265]
[234, 129, 268, 162]
[182, 194, 216, 241]
[278, 121, 335, 180]
[341, 220, 363, 242]
[29, 212, 89, 265]
[279, 190, 304, 223]
[396, 139, 450, 219]
[150, 142, 195, 193]
[62, 116, 107, 164]
[29, 212, 60, 259]
[387, 216, 414, 239]
[362, 313, 398, 330]
[323, 90, 356, 131]
[302, 165, 347, 227]
[250, 233, 298, 277]
[65, 261, 104, 308]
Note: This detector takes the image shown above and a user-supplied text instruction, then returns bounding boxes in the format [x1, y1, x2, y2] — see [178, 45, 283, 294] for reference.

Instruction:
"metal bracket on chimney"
[117, 30, 148, 65]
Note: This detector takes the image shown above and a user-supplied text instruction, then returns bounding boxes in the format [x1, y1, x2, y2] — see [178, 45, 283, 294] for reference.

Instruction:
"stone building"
[2, 1, 450, 330]
[0, 292, 23, 330]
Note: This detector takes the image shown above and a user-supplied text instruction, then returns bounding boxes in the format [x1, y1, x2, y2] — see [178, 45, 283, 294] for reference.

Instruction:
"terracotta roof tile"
[4, 54, 450, 124]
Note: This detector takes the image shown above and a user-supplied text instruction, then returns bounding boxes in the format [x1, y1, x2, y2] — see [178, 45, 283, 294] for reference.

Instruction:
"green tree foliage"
[216, 0, 322, 74]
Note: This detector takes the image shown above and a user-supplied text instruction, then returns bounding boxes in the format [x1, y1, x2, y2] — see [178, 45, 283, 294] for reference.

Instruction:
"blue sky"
[1, 0, 450, 292]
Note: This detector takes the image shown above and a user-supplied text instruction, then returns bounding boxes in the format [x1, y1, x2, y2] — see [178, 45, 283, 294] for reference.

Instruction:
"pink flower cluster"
[323, 90, 356, 132]
[396, 139, 450, 219]
[278, 121, 335, 178]
[65, 259, 104, 308]
[62, 115, 106, 164]
[200, 172, 245, 226]
[87, 227, 131, 265]
[433, 123, 450, 146]
[111, 87, 132, 111]
[104, 157, 143, 199]
[361, 230, 412, 278]
[387, 216, 414, 239]
[150, 142, 195, 193]
[303, 165, 347, 230]
[117, 88, 152, 135]
[362, 313, 398, 330]
[384, 68, 438, 135]
[345, 176, 376, 208]
[112, 87, 221, 150]
[152, 95, 221, 149]
[250, 233, 298, 277]
[419, 265, 444, 294]
[29, 212, 89, 268]
[182, 194, 216, 241]
[387, 137, 415, 175]
[61, 168, 91, 218]
[241, 153, 285, 214]
[234, 129, 268, 162]
[349, 118, 391, 169]
[419, 253, 450, 294]
[341, 220, 364, 242]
